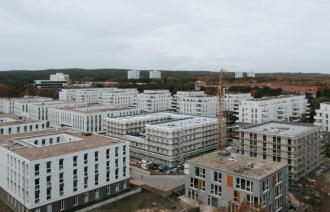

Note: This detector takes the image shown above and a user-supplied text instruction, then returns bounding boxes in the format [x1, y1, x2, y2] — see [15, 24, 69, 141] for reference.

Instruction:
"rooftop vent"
[244, 162, 254, 169]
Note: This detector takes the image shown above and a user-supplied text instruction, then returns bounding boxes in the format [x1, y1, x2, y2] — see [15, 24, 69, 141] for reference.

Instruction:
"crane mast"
[217, 69, 226, 150]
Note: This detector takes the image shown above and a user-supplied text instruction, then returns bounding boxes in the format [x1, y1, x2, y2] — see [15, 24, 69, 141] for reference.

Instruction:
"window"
[60, 200, 64, 211]
[115, 147, 119, 157]
[59, 159, 64, 170]
[123, 145, 126, 155]
[210, 184, 221, 196]
[47, 176, 51, 187]
[115, 168, 119, 179]
[115, 158, 118, 168]
[236, 177, 253, 192]
[59, 172, 64, 184]
[84, 193, 89, 203]
[35, 190, 40, 203]
[35, 178, 40, 190]
[234, 191, 239, 202]
[213, 171, 222, 183]
[73, 156, 77, 167]
[84, 177, 88, 189]
[34, 164, 40, 176]
[84, 153, 88, 164]
[46, 161, 51, 173]
[59, 184, 64, 196]
[106, 149, 110, 159]
[123, 166, 127, 177]
[95, 151, 99, 162]
[47, 187, 51, 200]
[95, 189, 99, 199]
[195, 167, 205, 178]
[262, 179, 269, 192]
[74, 195, 78, 206]
[106, 185, 111, 195]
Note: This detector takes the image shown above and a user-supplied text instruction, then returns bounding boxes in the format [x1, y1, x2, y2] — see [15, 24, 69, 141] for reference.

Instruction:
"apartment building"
[0, 96, 53, 115]
[34, 73, 70, 88]
[127, 70, 140, 79]
[314, 102, 330, 132]
[49, 105, 140, 133]
[59, 88, 138, 106]
[185, 151, 288, 211]
[0, 114, 49, 136]
[238, 95, 309, 124]
[224, 93, 252, 116]
[149, 70, 161, 79]
[28, 101, 87, 121]
[237, 122, 325, 181]
[106, 112, 218, 167]
[138, 90, 172, 112]
[0, 128, 130, 212]
[174, 91, 217, 117]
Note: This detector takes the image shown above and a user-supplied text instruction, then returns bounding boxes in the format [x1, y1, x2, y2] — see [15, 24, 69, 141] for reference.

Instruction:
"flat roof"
[55, 105, 138, 114]
[0, 128, 122, 160]
[240, 121, 318, 137]
[247, 94, 304, 101]
[189, 151, 287, 180]
[0, 114, 44, 127]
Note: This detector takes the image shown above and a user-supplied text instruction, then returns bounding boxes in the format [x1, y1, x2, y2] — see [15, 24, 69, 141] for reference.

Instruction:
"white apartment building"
[174, 91, 217, 117]
[138, 90, 172, 112]
[247, 71, 255, 78]
[149, 70, 161, 79]
[127, 70, 140, 79]
[34, 73, 69, 88]
[28, 101, 87, 121]
[235, 72, 243, 78]
[0, 96, 53, 116]
[0, 128, 130, 212]
[0, 114, 49, 136]
[237, 122, 325, 181]
[238, 95, 309, 124]
[59, 88, 138, 106]
[49, 105, 140, 133]
[314, 102, 330, 132]
[106, 112, 218, 167]
[224, 93, 252, 116]
[185, 151, 288, 211]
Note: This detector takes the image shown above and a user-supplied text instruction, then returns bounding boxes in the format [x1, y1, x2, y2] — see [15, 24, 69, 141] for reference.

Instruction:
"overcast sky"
[1, 0, 330, 73]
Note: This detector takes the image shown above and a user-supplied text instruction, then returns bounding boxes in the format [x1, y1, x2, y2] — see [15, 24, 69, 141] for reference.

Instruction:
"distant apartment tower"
[149, 70, 161, 79]
[106, 112, 218, 167]
[59, 88, 138, 106]
[138, 90, 172, 112]
[224, 93, 252, 117]
[185, 151, 288, 211]
[237, 122, 325, 181]
[174, 91, 217, 117]
[127, 70, 140, 79]
[0, 128, 130, 212]
[247, 71, 255, 78]
[235, 72, 243, 78]
[34, 73, 69, 88]
[238, 95, 309, 124]
[49, 105, 140, 133]
[314, 102, 330, 132]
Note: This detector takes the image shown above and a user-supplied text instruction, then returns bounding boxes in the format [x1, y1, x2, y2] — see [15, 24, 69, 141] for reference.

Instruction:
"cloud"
[0, 0, 329, 73]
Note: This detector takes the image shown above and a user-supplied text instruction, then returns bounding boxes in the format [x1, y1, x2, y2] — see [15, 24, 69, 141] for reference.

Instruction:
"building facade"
[49, 105, 140, 133]
[127, 70, 140, 79]
[237, 122, 325, 181]
[149, 70, 161, 79]
[185, 151, 288, 211]
[138, 90, 172, 112]
[106, 112, 218, 167]
[224, 93, 252, 116]
[0, 128, 130, 212]
[238, 95, 309, 124]
[34, 73, 69, 88]
[314, 102, 330, 132]
[174, 91, 217, 117]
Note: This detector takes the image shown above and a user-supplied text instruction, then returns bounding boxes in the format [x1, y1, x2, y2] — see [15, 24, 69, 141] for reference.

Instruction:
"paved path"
[131, 168, 185, 191]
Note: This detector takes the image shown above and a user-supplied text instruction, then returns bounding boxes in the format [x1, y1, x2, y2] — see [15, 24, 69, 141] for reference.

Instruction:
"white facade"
[127, 70, 140, 79]
[314, 102, 330, 132]
[0, 96, 53, 116]
[49, 105, 140, 133]
[149, 70, 161, 79]
[106, 112, 218, 167]
[237, 122, 325, 181]
[174, 91, 217, 117]
[138, 90, 172, 112]
[235, 72, 243, 78]
[49, 73, 69, 81]
[0, 114, 49, 136]
[59, 88, 138, 106]
[0, 128, 130, 211]
[238, 95, 309, 124]
[224, 93, 252, 116]
[247, 71, 255, 78]
[34, 73, 69, 88]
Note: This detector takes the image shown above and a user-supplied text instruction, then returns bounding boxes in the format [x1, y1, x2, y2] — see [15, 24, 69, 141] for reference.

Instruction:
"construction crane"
[217, 68, 227, 150]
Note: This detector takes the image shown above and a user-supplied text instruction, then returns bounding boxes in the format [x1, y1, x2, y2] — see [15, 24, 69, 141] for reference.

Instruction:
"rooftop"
[240, 121, 318, 137]
[247, 94, 304, 102]
[0, 128, 122, 160]
[54, 104, 137, 114]
[0, 114, 44, 127]
[189, 151, 287, 180]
